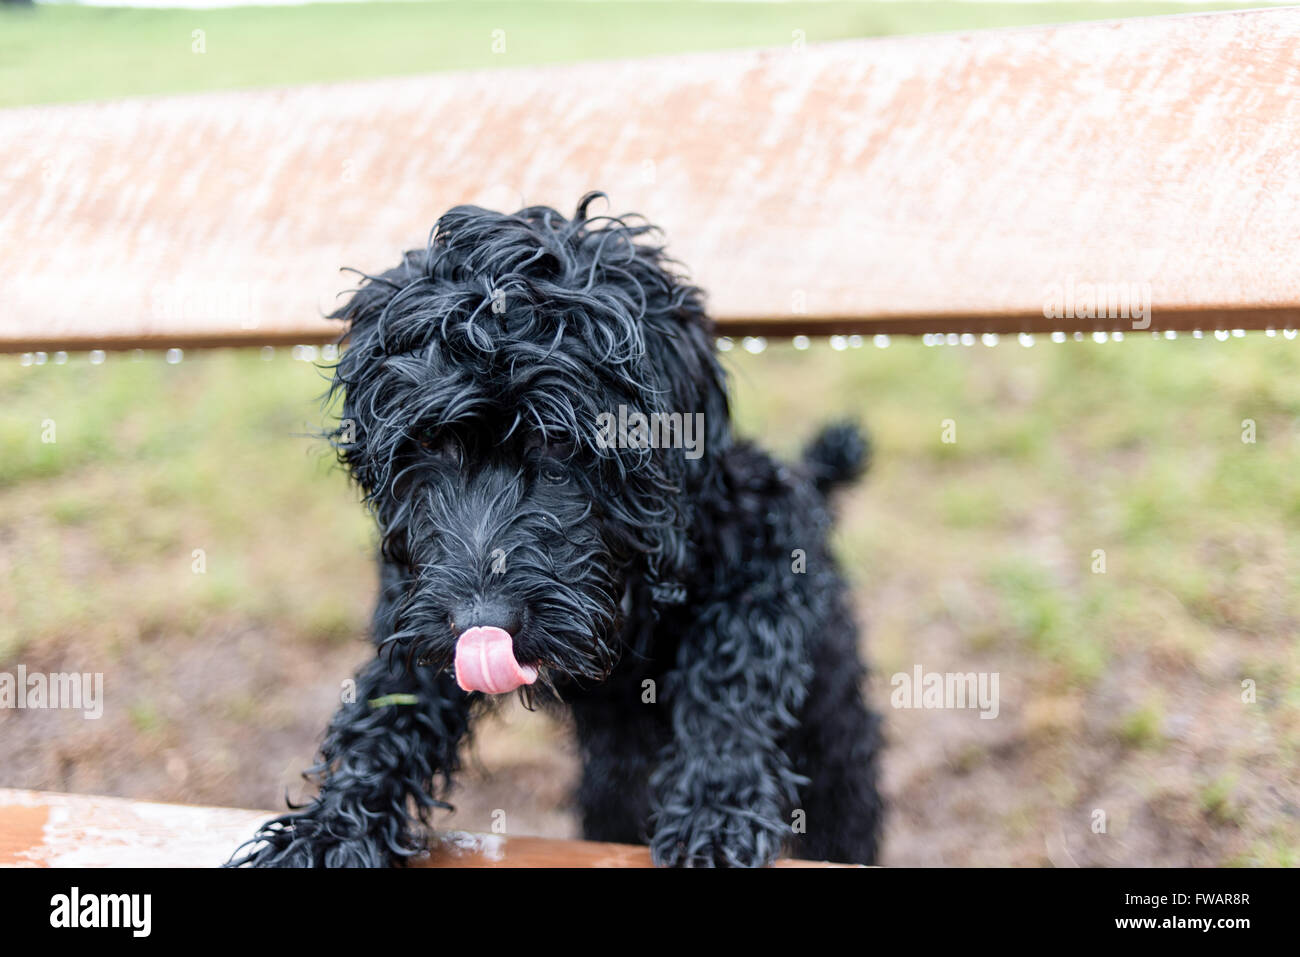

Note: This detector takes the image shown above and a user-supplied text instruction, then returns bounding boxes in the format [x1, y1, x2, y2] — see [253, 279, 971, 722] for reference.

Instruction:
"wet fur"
[228, 194, 882, 867]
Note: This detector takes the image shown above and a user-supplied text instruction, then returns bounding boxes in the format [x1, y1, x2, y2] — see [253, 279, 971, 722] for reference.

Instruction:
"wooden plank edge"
[6, 304, 1300, 354]
[0, 789, 854, 867]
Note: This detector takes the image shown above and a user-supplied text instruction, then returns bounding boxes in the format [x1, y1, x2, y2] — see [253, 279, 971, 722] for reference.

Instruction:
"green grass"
[728, 335, 1300, 683]
[1200, 773, 1243, 825]
[0, 1, 1271, 107]
[1116, 697, 1166, 749]
[0, 350, 375, 661]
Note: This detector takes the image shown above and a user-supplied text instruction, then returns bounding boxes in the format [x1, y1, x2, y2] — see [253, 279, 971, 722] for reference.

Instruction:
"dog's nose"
[450, 597, 524, 637]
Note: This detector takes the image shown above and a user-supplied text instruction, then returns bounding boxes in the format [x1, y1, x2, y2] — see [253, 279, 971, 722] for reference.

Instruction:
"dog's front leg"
[649, 597, 812, 867]
[227, 655, 470, 867]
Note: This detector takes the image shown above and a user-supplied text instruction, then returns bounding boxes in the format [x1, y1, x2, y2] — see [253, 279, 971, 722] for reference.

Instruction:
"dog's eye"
[418, 432, 461, 465]
[529, 438, 573, 484]
[538, 460, 568, 485]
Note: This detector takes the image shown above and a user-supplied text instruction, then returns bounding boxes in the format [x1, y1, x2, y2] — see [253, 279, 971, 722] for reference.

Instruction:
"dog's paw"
[225, 813, 393, 868]
[649, 803, 786, 868]
[649, 750, 795, 867]
[649, 763, 789, 868]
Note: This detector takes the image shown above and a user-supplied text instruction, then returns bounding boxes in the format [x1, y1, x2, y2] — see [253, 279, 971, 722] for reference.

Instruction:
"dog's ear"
[321, 251, 431, 497]
[626, 256, 732, 603]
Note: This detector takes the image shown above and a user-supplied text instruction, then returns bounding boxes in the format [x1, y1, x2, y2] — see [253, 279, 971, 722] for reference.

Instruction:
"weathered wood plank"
[0, 789, 840, 868]
[0, 788, 270, 868]
[4, 8, 1299, 351]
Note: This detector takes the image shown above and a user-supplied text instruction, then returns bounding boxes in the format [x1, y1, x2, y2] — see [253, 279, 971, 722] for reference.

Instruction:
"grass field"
[0, 1, 1267, 107]
[2, 2, 1297, 866]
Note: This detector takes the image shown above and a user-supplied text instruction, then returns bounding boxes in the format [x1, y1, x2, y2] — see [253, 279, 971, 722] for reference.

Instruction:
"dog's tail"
[803, 421, 871, 496]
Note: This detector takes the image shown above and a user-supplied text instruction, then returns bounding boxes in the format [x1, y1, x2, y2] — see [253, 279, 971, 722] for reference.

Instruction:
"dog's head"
[328, 193, 729, 694]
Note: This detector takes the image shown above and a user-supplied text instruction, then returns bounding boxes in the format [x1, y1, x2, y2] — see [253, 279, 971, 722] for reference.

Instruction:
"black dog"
[229, 194, 882, 867]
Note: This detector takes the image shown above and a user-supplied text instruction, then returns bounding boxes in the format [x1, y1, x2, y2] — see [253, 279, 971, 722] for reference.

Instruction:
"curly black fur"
[228, 193, 882, 868]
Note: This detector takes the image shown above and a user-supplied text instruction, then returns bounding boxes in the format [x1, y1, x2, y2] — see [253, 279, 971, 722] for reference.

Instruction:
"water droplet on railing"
[1018, 333, 1034, 347]
[874, 334, 891, 349]
[981, 333, 999, 347]
[166, 348, 184, 364]
[792, 335, 810, 350]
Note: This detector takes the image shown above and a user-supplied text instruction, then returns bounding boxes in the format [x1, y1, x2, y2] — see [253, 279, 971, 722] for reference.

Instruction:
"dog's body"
[231, 195, 882, 867]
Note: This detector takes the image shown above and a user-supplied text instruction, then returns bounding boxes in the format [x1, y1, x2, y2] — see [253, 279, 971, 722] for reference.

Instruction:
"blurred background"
[2, 0, 1297, 866]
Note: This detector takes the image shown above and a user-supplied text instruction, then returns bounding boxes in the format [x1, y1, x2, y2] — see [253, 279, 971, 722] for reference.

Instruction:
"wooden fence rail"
[0, 789, 842, 867]
[4, 8, 1300, 353]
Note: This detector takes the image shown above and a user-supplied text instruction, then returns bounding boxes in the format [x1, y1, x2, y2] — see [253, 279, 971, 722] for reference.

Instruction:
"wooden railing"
[4, 8, 1300, 353]
[0, 789, 844, 867]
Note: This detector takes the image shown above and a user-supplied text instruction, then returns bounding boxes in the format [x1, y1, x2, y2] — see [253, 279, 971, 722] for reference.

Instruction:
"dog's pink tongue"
[454, 626, 538, 694]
